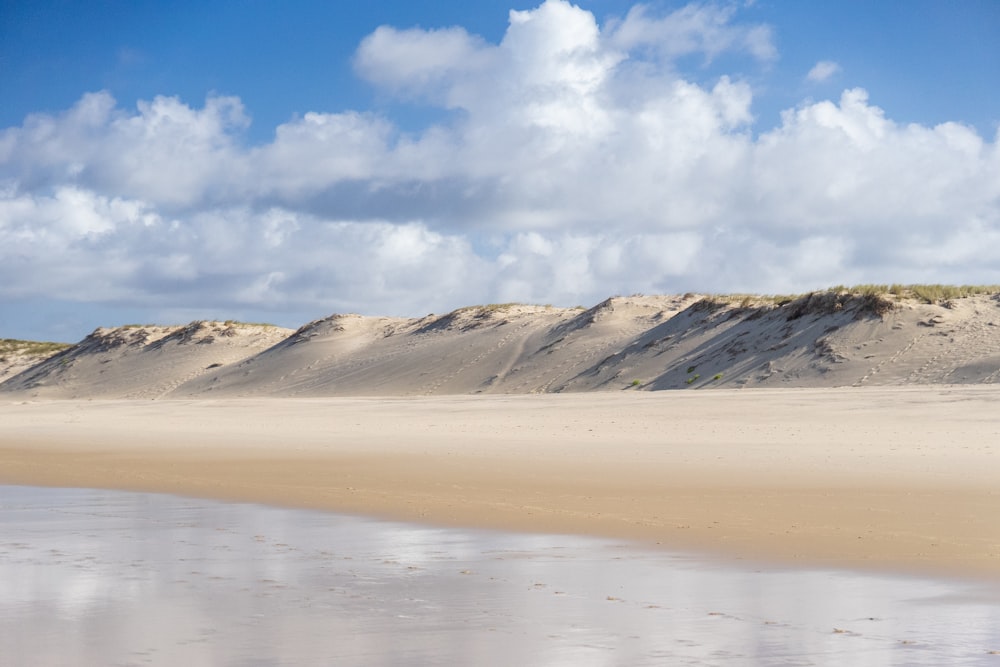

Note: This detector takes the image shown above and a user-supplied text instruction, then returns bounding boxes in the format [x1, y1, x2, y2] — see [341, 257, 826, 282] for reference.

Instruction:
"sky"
[1, 0, 999, 342]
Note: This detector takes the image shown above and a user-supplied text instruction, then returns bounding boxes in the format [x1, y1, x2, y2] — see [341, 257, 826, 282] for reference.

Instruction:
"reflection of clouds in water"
[0, 502, 136, 615]
[1, 486, 999, 666]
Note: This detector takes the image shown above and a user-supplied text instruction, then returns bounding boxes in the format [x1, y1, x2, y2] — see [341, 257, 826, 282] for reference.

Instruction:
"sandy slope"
[1, 321, 292, 399]
[172, 296, 701, 396]
[1, 389, 998, 579]
[3, 292, 999, 398]
[0, 342, 68, 385]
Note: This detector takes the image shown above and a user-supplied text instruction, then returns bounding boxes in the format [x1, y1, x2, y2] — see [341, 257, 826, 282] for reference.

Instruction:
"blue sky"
[2, 0, 999, 341]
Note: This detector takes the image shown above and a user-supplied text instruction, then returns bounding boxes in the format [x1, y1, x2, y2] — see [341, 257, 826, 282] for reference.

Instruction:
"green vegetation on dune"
[0, 339, 72, 358]
[822, 284, 1000, 303]
[221, 320, 277, 328]
[461, 303, 526, 313]
[897, 284, 1000, 303]
[702, 284, 1000, 317]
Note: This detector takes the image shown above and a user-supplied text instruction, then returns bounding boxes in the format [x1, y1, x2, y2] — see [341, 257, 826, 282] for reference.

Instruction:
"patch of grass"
[0, 339, 71, 356]
[829, 284, 1000, 308]
[480, 303, 521, 312]
[712, 284, 1000, 310]
[630, 379, 641, 387]
[906, 284, 1000, 304]
[712, 373, 723, 381]
[451, 303, 525, 316]
[686, 365, 697, 374]
[222, 320, 277, 327]
[708, 284, 1000, 319]
[685, 374, 700, 385]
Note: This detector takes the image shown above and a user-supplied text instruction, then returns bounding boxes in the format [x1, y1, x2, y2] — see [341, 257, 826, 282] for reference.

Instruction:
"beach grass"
[0, 339, 71, 358]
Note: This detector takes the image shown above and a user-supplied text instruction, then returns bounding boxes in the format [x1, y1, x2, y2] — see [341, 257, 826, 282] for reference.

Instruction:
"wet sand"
[3, 486, 999, 666]
[1, 388, 999, 579]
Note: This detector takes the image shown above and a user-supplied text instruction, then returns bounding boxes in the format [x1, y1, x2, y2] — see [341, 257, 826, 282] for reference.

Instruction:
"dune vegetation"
[0, 339, 71, 358]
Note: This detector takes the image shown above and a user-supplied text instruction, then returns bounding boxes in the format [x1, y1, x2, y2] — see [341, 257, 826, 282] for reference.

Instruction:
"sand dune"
[4, 291, 1000, 398]
[1, 321, 292, 399]
[0, 339, 70, 386]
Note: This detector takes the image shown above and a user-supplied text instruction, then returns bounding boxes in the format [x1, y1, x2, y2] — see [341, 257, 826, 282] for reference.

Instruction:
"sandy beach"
[2, 387, 998, 580]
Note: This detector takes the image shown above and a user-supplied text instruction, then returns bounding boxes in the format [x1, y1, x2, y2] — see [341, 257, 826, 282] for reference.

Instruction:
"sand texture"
[4, 292, 1000, 398]
[2, 388, 999, 579]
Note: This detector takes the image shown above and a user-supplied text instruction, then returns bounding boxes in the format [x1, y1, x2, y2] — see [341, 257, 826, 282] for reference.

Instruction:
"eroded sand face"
[2, 487, 999, 667]
[1, 388, 999, 579]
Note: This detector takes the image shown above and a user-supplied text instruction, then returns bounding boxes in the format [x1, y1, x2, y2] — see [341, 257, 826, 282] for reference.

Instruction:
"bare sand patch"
[1, 387, 999, 579]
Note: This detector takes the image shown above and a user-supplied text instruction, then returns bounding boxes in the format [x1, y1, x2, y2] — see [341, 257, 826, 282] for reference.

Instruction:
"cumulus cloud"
[354, 26, 494, 104]
[806, 60, 841, 82]
[2, 0, 999, 336]
[3, 92, 249, 208]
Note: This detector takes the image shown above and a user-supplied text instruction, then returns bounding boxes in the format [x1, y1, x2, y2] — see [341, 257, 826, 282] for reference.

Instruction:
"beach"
[4, 485, 999, 666]
[2, 387, 998, 580]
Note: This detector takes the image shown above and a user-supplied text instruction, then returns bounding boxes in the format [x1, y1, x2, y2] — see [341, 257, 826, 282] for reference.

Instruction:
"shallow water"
[1, 486, 998, 666]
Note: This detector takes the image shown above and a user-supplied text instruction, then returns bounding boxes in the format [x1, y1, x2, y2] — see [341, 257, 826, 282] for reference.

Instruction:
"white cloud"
[2, 0, 999, 336]
[806, 60, 840, 83]
[354, 25, 494, 105]
[251, 111, 394, 195]
[609, 2, 776, 62]
[2, 91, 248, 208]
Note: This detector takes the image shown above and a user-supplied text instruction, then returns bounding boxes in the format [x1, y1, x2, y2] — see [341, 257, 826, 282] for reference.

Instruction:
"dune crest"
[3, 291, 1000, 398]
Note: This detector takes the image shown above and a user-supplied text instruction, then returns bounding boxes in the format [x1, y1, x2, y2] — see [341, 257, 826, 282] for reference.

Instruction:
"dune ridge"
[0, 339, 72, 385]
[1, 321, 292, 399]
[3, 289, 1000, 398]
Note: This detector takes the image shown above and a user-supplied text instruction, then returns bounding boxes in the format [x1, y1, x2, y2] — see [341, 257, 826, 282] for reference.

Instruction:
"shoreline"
[2, 388, 999, 580]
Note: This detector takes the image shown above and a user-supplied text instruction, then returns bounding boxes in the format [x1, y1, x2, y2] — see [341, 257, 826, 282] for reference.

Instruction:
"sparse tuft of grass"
[703, 284, 1000, 319]
[222, 320, 276, 328]
[630, 379, 642, 387]
[0, 338, 72, 362]
[452, 303, 524, 316]
[708, 284, 1000, 313]
[0, 339, 71, 357]
[906, 284, 1000, 304]
[480, 303, 520, 312]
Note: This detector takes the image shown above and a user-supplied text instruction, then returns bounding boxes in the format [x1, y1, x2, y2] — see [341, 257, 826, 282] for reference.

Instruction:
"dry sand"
[2, 387, 999, 580]
[6, 292, 1000, 399]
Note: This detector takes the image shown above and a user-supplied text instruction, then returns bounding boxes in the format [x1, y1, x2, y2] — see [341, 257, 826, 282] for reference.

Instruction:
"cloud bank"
[2, 0, 998, 331]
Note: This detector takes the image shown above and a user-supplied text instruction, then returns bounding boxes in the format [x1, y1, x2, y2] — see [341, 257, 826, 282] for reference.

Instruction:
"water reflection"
[1, 486, 998, 666]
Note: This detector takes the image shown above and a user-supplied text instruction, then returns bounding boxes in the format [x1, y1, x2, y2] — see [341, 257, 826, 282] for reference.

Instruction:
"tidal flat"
[2, 485, 999, 666]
